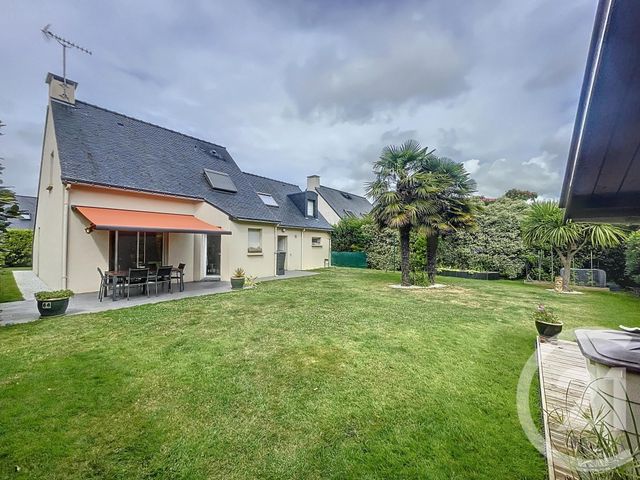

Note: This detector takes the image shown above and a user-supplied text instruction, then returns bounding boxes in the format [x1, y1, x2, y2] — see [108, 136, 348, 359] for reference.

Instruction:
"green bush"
[0, 229, 33, 267]
[34, 289, 74, 301]
[625, 231, 640, 284]
[331, 216, 373, 252]
[361, 222, 399, 271]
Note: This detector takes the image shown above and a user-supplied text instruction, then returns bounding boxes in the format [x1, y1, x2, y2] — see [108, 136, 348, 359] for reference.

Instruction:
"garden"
[1, 267, 639, 479]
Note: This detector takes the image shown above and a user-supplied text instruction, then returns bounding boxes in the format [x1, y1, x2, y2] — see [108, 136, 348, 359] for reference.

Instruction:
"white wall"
[316, 194, 342, 226]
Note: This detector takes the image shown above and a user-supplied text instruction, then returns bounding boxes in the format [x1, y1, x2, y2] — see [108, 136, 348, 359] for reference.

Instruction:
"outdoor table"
[105, 270, 128, 301]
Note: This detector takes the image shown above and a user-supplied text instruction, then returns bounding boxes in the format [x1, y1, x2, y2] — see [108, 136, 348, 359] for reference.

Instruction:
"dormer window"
[306, 199, 316, 217]
[257, 193, 278, 207]
[20, 212, 31, 220]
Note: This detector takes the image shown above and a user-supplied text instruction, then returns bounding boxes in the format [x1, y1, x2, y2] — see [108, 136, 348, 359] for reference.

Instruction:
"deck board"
[537, 338, 592, 480]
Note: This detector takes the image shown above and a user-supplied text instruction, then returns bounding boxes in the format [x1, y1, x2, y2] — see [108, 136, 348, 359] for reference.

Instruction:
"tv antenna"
[41, 24, 92, 94]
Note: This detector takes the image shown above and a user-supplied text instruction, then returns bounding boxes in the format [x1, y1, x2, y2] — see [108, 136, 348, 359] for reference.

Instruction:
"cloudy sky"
[1, 0, 596, 198]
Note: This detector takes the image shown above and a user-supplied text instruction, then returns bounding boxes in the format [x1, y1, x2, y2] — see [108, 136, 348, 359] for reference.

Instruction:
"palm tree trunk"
[559, 251, 573, 292]
[399, 226, 411, 286]
[426, 233, 439, 285]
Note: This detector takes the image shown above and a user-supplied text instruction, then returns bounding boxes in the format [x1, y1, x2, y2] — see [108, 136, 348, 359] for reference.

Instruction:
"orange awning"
[74, 206, 231, 234]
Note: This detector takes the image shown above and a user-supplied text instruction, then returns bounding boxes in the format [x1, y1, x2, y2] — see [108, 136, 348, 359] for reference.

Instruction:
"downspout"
[61, 183, 70, 289]
[301, 229, 305, 270]
[273, 226, 277, 276]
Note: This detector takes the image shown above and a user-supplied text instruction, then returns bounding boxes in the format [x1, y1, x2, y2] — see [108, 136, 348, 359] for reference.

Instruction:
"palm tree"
[521, 201, 625, 292]
[416, 155, 477, 284]
[366, 140, 444, 286]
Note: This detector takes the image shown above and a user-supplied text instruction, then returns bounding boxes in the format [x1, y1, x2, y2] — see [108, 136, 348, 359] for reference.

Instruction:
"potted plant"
[533, 304, 563, 338]
[34, 289, 74, 317]
[231, 268, 245, 290]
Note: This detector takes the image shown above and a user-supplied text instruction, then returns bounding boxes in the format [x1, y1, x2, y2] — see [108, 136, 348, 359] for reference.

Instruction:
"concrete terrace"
[0, 270, 316, 326]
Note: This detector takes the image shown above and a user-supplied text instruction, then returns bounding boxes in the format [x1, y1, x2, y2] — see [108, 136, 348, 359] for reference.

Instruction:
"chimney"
[46, 72, 77, 105]
[307, 175, 320, 191]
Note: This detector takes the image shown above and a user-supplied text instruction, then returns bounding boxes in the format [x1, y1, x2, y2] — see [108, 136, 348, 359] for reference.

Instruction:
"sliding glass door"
[206, 234, 221, 276]
[109, 231, 164, 271]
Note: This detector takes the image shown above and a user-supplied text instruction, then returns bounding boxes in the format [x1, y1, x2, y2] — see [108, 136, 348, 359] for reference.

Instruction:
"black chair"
[149, 265, 173, 295]
[97, 267, 113, 302]
[171, 263, 186, 292]
[124, 267, 150, 300]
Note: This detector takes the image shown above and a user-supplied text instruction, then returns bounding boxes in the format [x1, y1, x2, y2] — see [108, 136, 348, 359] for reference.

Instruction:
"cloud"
[463, 159, 481, 175]
[0, 0, 596, 201]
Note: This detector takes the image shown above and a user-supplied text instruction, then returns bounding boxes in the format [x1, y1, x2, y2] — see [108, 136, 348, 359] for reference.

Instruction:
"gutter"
[560, 0, 614, 210]
[61, 184, 70, 289]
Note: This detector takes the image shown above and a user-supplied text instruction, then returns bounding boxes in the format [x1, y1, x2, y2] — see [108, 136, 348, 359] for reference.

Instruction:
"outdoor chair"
[97, 267, 114, 302]
[172, 263, 186, 292]
[148, 265, 173, 295]
[124, 267, 150, 300]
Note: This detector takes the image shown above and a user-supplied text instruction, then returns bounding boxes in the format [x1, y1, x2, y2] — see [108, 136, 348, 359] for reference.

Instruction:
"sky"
[0, 0, 597, 199]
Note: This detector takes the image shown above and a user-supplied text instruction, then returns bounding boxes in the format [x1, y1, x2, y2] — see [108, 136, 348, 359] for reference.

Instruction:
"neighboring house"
[7, 195, 36, 230]
[33, 73, 332, 293]
[306, 175, 373, 225]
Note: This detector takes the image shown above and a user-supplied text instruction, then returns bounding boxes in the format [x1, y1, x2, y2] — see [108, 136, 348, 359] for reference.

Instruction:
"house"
[33, 73, 332, 293]
[7, 195, 36, 230]
[306, 175, 372, 225]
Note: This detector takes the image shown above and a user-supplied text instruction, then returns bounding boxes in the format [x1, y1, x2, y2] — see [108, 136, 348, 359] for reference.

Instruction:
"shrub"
[532, 304, 560, 324]
[0, 229, 33, 267]
[331, 216, 373, 252]
[625, 231, 640, 284]
[361, 222, 399, 271]
[34, 289, 74, 301]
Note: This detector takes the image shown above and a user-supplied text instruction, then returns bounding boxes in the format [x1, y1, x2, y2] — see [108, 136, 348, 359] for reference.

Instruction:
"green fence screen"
[331, 251, 367, 268]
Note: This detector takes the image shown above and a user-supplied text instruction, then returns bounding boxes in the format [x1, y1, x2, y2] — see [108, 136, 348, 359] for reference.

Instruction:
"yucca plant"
[521, 202, 625, 292]
[366, 140, 445, 286]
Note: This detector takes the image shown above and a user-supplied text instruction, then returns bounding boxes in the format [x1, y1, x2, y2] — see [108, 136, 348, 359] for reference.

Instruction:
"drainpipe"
[61, 184, 70, 289]
[273, 226, 277, 276]
[301, 229, 305, 270]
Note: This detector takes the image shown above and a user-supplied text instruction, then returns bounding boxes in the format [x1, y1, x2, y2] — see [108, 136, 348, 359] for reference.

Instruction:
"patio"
[0, 270, 316, 326]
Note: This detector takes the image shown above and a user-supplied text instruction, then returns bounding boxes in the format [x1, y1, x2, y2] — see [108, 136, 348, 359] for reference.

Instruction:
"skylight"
[344, 209, 356, 217]
[258, 193, 278, 207]
[341, 192, 352, 199]
[204, 169, 237, 193]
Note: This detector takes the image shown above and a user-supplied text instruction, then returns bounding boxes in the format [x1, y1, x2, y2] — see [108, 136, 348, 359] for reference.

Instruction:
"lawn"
[0, 268, 23, 303]
[0, 268, 638, 479]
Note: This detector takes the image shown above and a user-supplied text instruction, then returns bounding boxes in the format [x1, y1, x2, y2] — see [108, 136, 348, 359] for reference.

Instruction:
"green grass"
[0, 268, 638, 479]
[0, 268, 23, 302]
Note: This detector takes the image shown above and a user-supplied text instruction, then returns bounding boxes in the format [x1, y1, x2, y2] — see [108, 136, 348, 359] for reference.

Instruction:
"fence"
[331, 251, 367, 268]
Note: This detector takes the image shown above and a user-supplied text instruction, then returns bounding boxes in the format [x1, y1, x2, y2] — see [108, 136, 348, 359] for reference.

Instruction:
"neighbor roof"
[8, 195, 36, 230]
[315, 185, 372, 219]
[51, 100, 289, 225]
[244, 173, 332, 231]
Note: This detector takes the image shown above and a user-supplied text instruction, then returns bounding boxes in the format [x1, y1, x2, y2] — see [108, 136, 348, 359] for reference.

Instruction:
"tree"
[504, 188, 538, 201]
[415, 155, 477, 284]
[521, 201, 625, 291]
[625, 231, 640, 285]
[366, 140, 444, 286]
[0, 120, 18, 234]
[331, 216, 373, 252]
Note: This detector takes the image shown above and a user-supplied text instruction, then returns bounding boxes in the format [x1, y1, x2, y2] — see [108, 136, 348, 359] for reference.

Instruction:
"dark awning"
[560, 0, 640, 223]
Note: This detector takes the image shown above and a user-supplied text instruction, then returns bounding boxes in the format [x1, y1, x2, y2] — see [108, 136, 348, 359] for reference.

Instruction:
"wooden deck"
[537, 338, 592, 480]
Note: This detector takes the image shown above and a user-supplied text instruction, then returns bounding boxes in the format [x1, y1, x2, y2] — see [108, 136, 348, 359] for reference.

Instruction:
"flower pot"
[535, 319, 563, 338]
[36, 298, 70, 317]
[230, 276, 245, 290]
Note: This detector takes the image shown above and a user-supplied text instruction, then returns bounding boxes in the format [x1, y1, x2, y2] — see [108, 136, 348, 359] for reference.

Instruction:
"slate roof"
[51, 99, 329, 229]
[244, 173, 332, 231]
[7, 195, 36, 230]
[315, 185, 372, 219]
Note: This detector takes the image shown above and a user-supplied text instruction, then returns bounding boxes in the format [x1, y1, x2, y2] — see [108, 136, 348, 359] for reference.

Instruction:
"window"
[20, 212, 31, 220]
[257, 192, 278, 207]
[343, 209, 356, 217]
[306, 199, 316, 217]
[248, 228, 262, 254]
[311, 236, 322, 247]
[109, 231, 164, 271]
[204, 169, 237, 193]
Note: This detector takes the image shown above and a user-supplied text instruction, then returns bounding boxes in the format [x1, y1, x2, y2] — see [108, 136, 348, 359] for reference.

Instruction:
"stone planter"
[36, 298, 70, 317]
[230, 276, 245, 290]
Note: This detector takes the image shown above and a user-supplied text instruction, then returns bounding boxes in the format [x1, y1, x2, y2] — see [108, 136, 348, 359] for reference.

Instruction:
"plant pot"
[230, 276, 245, 290]
[535, 319, 563, 338]
[36, 298, 70, 317]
